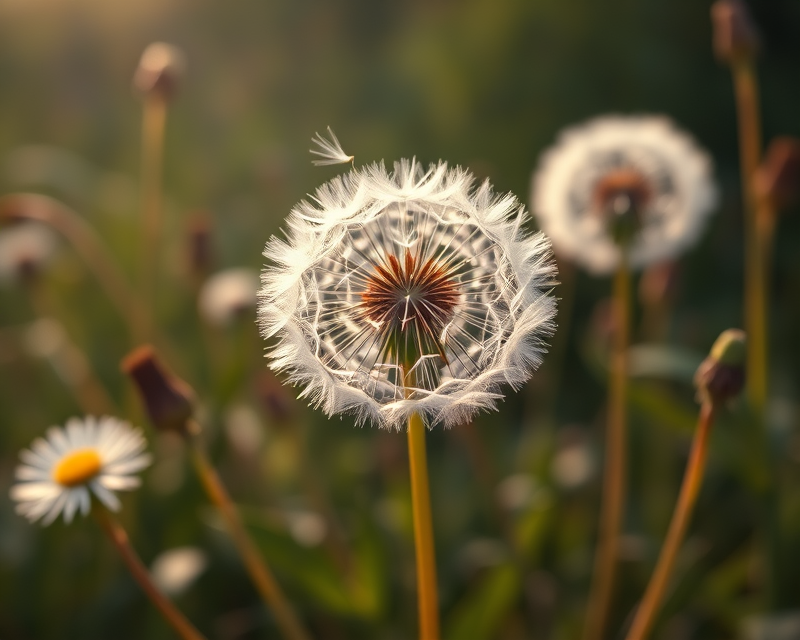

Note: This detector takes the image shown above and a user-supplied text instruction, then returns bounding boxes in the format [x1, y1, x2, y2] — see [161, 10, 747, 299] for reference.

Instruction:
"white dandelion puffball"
[198, 267, 259, 326]
[531, 115, 718, 275]
[259, 159, 557, 430]
[10, 416, 152, 525]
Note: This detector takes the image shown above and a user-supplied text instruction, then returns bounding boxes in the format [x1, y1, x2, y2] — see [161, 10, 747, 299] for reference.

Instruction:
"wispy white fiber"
[310, 127, 354, 166]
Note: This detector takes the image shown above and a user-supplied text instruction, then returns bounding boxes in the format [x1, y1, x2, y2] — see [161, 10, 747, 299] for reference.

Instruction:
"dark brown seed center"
[360, 250, 460, 342]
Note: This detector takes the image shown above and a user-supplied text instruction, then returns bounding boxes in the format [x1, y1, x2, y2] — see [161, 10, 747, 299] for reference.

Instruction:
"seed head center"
[53, 449, 102, 487]
[361, 250, 460, 343]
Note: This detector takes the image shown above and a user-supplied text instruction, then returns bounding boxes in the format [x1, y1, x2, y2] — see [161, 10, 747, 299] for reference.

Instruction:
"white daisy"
[531, 115, 718, 275]
[10, 416, 152, 525]
[259, 159, 557, 430]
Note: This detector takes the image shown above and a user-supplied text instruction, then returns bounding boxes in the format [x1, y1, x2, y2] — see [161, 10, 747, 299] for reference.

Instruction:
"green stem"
[188, 432, 312, 640]
[407, 412, 440, 640]
[94, 507, 207, 640]
[582, 255, 631, 640]
[624, 402, 716, 640]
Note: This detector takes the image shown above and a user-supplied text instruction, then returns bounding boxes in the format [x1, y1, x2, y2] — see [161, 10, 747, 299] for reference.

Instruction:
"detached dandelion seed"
[532, 115, 718, 274]
[310, 127, 355, 166]
[10, 416, 151, 525]
[259, 158, 558, 430]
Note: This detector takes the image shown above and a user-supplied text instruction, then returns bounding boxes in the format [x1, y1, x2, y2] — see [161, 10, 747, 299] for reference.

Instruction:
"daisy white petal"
[90, 481, 122, 512]
[531, 114, 718, 274]
[259, 159, 557, 430]
[310, 127, 354, 166]
[10, 416, 151, 525]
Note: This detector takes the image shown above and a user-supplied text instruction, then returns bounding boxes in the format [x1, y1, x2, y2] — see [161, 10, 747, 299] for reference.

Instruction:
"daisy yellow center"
[53, 449, 102, 487]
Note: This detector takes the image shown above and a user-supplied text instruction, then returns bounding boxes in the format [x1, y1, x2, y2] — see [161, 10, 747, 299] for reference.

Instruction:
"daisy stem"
[624, 401, 716, 640]
[407, 411, 440, 640]
[139, 92, 168, 323]
[188, 433, 312, 640]
[582, 255, 631, 640]
[93, 507, 207, 640]
[0, 193, 147, 343]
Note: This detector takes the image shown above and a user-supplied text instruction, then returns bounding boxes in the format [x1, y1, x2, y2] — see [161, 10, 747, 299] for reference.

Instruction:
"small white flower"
[310, 127, 354, 166]
[10, 416, 152, 525]
[151, 547, 208, 596]
[0, 221, 58, 283]
[531, 115, 718, 274]
[198, 267, 259, 326]
[259, 159, 557, 430]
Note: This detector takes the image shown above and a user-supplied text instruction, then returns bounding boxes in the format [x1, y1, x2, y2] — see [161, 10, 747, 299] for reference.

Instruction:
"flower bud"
[694, 329, 746, 404]
[755, 137, 800, 209]
[132, 42, 186, 100]
[121, 345, 196, 435]
[711, 0, 759, 64]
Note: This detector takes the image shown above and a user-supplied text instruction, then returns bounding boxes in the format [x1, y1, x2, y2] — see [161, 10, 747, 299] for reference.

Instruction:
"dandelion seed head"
[259, 159, 557, 430]
[531, 115, 718, 275]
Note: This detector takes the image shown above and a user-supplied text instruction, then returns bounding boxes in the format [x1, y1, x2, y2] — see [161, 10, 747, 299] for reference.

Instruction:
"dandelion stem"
[188, 431, 312, 640]
[732, 60, 767, 415]
[583, 255, 631, 640]
[731, 57, 782, 606]
[407, 411, 440, 640]
[93, 507, 207, 640]
[624, 402, 716, 640]
[139, 93, 168, 321]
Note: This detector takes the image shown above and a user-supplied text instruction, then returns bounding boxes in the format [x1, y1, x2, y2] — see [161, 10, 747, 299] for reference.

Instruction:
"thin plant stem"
[407, 411, 440, 640]
[187, 430, 312, 640]
[582, 255, 631, 640]
[139, 93, 168, 319]
[732, 60, 766, 414]
[625, 402, 717, 640]
[0, 193, 146, 343]
[731, 58, 782, 606]
[93, 507, 207, 640]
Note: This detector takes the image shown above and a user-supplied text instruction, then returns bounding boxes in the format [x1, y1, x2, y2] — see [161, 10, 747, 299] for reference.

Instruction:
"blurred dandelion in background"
[10, 416, 152, 525]
[198, 267, 259, 327]
[531, 115, 718, 274]
[259, 158, 558, 430]
[0, 221, 59, 284]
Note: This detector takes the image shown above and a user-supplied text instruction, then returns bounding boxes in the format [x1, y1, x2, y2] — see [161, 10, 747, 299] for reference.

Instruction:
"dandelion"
[260, 154, 557, 639]
[198, 267, 259, 327]
[10, 416, 151, 525]
[0, 221, 58, 284]
[259, 158, 557, 431]
[310, 127, 354, 166]
[531, 115, 718, 275]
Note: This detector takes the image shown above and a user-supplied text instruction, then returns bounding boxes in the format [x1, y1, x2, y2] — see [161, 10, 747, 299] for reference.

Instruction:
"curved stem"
[0, 193, 146, 343]
[407, 412, 440, 640]
[188, 432, 312, 640]
[582, 257, 631, 640]
[93, 507, 207, 640]
[625, 402, 716, 640]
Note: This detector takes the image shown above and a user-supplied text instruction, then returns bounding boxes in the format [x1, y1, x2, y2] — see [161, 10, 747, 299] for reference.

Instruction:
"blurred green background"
[1, 0, 799, 639]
